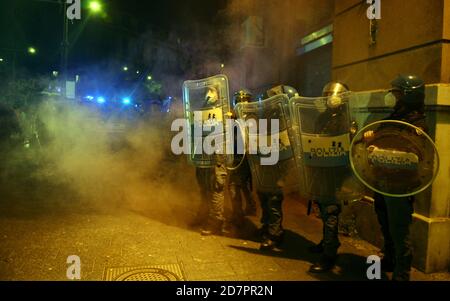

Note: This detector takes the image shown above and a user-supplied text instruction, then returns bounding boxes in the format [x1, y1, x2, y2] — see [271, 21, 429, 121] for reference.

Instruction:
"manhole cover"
[104, 264, 185, 281]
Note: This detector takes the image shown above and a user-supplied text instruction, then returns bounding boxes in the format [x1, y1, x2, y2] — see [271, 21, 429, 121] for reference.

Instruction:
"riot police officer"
[364, 74, 428, 281]
[194, 86, 229, 236]
[307, 82, 351, 273]
[266, 85, 299, 99]
[227, 90, 257, 225]
[258, 85, 298, 251]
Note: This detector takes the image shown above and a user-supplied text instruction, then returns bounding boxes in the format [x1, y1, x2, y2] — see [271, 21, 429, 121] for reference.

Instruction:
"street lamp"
[58, 0, 104, 98]
[28, 47, 37, 55]
[123, 66, 128, 71]
[88, 1, 103, 14]
[0, 58, 4, 63]
[147, 75, 152, 81]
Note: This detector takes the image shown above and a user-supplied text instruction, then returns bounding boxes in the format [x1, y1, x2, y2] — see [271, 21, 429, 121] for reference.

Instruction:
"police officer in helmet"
[233, 89, 254, 107]
[267, 85, 299, 100]
[195, 86, 229, 236]
[227, 89, 257, 226]
[364, 74, 427, 281]
[258, 85, 299, 250]
[308, 81, 351, 273]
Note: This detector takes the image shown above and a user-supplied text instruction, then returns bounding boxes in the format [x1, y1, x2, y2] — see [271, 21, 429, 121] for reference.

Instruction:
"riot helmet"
[205, 86, 220, 106]
[267, 85, 299, 99]
[256, 92, 269, 102]
[322, 82, 350, 109]
[233, 89, 254, 106]
[390, 74, 425, 113]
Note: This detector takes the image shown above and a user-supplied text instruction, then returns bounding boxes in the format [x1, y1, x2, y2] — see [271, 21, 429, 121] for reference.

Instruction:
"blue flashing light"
[85, 95, 94, 101]
[97, 97, 106, 104]
[122, 97, 131, 105]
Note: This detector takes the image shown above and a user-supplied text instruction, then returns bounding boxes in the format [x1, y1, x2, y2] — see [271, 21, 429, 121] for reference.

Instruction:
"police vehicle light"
[97, 97, 106, 104]
[85, 95, 94, 101]
[122, 98, 131, 105]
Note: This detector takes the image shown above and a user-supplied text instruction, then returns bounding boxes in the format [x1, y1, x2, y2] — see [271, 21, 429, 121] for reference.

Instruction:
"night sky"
[0, 0, 227, 74]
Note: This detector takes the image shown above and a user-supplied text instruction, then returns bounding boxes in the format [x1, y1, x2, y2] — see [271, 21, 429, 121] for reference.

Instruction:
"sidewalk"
[0, 191, 449, 281]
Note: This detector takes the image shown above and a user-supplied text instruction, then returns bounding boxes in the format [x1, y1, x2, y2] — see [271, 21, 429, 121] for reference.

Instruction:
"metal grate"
[104, 264, 185, 281]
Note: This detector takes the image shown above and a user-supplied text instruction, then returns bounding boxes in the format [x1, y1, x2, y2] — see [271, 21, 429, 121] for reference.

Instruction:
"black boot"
[257, 225, 269, 239]
[259, 238, 282, 251]
[308, 241, 324, 254]
[260, 233, 284, 251]
[381, 256, 395, 273]
[392, 253, 412, 281]
[201, 219, 223, 236]
[392, 271, 410, 281]
[309, 255, 337, 273]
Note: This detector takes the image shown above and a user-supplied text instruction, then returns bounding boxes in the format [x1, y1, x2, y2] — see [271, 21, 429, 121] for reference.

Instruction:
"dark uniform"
[307, 82, 352, 273]
[372, 75, 428, 281]
[258, 188, 285, 246]
[309, 108, 349, 256]
[192, 86, 229, 236]
[228, 158, 256, 221]
[258, 85, 298, 250]
[228, 90, 257, 223]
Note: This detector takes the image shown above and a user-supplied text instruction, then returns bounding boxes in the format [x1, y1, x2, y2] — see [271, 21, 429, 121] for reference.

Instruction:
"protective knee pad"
[325, 204, 341, 216]
[324, 204, 341, 228]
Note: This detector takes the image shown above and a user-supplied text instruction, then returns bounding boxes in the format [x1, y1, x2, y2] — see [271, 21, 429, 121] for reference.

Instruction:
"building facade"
[225, 0, 450, 273]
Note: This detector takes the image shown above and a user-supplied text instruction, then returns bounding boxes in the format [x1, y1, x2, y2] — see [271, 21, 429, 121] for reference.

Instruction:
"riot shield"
[350, 120, 440, 197]
[182, 75, 232, 168]
[235, 94, 296, 193]
[289, 93, 362, 202]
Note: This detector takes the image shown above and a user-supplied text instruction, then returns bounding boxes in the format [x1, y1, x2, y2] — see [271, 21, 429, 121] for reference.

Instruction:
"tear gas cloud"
[4, 98, 200, 227]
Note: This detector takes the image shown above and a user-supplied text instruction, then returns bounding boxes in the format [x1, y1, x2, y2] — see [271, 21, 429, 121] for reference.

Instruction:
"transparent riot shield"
[235, 94, 296, 193]
[289, 93, 362, 202]
[350, 120, 440, 197]
[182, 75, 232, 168]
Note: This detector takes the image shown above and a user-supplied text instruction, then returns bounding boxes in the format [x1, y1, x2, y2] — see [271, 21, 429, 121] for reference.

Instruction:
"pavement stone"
[0, 195, 449, 281]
